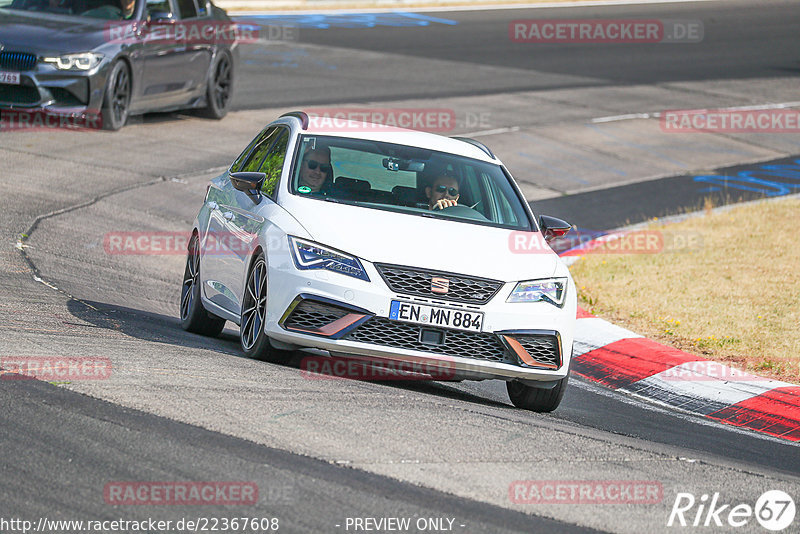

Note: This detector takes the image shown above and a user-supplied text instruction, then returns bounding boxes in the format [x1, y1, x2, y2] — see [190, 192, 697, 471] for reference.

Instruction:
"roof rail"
[280, 111, 309, 130]
[450, 136, 495, 159]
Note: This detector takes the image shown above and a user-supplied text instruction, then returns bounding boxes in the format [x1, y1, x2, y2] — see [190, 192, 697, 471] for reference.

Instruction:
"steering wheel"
[435, 204, 490, 221]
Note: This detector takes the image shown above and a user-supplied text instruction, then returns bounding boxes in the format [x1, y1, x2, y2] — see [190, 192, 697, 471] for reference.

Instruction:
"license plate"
[0, 71, 20, 85]
[389, 300, 483, 332]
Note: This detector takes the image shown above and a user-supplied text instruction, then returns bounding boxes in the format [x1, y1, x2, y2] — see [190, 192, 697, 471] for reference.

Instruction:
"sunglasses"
[435, 184, 459, 196]
[305, 159, 332, 174]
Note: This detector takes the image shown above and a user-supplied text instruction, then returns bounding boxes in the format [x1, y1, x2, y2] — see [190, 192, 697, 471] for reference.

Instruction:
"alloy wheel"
[212, 56, 232, 111]
[111, 67, 130, 126]
[241, 258, 267, 351]
[180, 237, 200, 321]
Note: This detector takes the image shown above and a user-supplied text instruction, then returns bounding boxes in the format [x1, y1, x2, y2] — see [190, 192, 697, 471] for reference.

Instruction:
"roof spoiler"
[450, 136, 495, 159]
[280, 111, 309, 130]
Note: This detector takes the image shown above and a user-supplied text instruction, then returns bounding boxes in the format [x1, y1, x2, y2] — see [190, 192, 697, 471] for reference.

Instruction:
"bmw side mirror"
[231, 172, 265, 202]
[539, 215, 571, 242]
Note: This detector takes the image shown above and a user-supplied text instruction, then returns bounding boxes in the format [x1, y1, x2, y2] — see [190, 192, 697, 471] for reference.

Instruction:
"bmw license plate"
[0, 71, 20, 85]
[389, 300, 483, 332]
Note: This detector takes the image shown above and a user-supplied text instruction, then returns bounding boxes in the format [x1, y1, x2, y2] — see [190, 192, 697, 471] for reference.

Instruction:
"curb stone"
[559, 198, 800, 442]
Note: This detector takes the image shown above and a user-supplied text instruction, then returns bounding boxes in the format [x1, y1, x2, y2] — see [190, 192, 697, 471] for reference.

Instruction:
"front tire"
[240, 253, 290, 363]
[506, 375, 569, 412]
[199, 52, 233, 120]
[180, 234, 226, 336]
[101, 60, 131, 131]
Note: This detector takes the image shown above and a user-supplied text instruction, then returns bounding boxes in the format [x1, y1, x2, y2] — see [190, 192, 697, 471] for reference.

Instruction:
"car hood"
[0, 10, 111, 54]
[291, 199, 560, 283]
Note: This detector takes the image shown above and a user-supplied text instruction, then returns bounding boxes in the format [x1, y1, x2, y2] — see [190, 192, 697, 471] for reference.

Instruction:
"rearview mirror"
[147, 11, 175, 23]
[539, 215, 572, 242]
[230, 172, 265, 201]
[382, 158, 424, 172]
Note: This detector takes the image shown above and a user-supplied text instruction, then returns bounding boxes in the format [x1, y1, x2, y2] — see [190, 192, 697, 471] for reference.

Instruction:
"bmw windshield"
[0, 0, 137, 18]
[289, 135, 534, 231]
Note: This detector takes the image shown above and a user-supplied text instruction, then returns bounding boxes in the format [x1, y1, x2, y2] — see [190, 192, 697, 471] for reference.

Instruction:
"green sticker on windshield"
[298, 186, 312, 194]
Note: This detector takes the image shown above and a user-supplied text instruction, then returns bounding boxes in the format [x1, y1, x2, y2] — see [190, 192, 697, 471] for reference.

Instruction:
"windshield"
[1, 0, 136, 19]
[290, 135, 533, 231]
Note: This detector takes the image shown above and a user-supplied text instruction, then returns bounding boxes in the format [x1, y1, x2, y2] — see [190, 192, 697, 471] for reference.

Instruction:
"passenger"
[425, 173, 460, 210]
[298, 145, 333, 195]
[120, 0, 134, 18]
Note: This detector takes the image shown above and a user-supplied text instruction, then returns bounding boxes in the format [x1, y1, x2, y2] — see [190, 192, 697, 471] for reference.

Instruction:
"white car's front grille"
[283, 299, 563, 370]
[284, 300, 350, 331]
[375, 264, 503, 304]
[346, 317, 508, 363]
[514, 336, 561, 368]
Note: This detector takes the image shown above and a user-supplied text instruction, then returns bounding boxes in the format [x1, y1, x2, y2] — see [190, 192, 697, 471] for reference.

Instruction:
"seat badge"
[431, 277, 450, 294]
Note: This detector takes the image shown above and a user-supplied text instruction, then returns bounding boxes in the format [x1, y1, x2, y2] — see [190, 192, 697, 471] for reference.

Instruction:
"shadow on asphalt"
[66, 298, 512, 410]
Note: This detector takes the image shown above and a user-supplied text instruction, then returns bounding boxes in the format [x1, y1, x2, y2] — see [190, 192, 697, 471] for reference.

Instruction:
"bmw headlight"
[507, 278, 567, 307]
[288, 236, 370, 282]
[43, 53, 104, 71]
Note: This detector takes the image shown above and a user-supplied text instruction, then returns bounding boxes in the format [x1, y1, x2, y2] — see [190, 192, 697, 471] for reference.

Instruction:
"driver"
[81, 0, 135, 18]
[426, 173, 460, 210]
[297, 145, 333, 195]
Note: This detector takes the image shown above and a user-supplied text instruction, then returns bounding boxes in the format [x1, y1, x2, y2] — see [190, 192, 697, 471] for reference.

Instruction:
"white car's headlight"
[507, 277, 567, 307]
[288, 236, 370, 282]
[43, 53, 104, 71]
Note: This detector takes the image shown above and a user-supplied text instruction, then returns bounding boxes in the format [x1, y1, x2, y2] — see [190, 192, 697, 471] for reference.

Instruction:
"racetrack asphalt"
[2, 0, 800, 532]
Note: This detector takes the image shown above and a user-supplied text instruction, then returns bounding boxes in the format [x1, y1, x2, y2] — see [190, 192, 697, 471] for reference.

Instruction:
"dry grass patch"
[569, 197, 800, 383]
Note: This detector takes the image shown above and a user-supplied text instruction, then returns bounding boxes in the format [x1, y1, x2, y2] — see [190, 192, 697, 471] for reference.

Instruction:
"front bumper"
[263, 259, 576, 383]
[0, 54, 108, 115]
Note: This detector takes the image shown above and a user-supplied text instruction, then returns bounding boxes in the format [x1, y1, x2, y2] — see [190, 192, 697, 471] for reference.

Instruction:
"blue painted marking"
[693, 158, 800, 197]
[391, 12, 459, 25]
[234, 12, 458, 29]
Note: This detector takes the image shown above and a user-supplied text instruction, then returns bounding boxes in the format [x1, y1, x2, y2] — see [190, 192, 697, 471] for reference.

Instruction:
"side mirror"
[231, 172, 265, 202]
[539, 215, 571, 242]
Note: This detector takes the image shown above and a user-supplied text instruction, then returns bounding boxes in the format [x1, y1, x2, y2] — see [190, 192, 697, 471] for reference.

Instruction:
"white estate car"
[180, 111, 577, 411]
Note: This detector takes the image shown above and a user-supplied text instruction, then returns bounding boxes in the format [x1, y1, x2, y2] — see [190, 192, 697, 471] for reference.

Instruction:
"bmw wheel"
[101, 60, 131, 131]
[180, 234, 226, 336]
[199, 52, 233, 120]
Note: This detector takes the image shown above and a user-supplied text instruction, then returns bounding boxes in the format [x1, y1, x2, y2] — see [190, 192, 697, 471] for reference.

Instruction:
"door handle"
[207, 201, 218, 210]
[222, 211, 235, 221]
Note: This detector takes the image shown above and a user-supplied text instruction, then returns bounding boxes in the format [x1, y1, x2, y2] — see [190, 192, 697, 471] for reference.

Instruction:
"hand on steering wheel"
[432, 199, 458, 210]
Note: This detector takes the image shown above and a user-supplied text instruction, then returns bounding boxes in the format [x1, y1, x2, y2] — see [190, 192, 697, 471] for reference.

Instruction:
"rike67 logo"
[668, 490, 795, 531]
